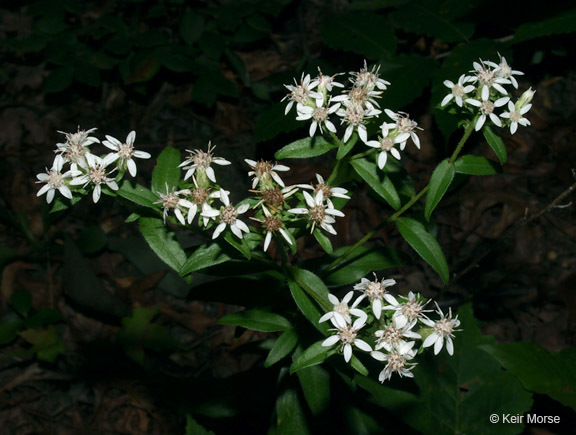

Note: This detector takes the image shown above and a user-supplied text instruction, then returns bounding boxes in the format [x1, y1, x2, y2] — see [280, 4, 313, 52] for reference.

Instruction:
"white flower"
[69, 153, 118, 203]
[252, 185, 298, 209]
[494, 54, 524, 89]
[421, 302, 461, 356]
[296, 174, 350, 204]
[55, 127, 99, 165]
[373, 317, 421, 352]
[350, 61, 390, 92]
[253, 205, 293, 252]
[441, 74, 475, 107]
[315, 68, 345, 94]
[353, 274, 396, 319]
[102, 130, 151, 177]
[383, 291, 430, 328]
[365, 123, 408, 169]
[245, 159, 290, 189]
[500, 100, 532, 134]
[154, 185, 194, 225]
[469, 60, 511, 100]
[282, 73, 323, 114]
[336, 100, 381, 143]
[383, 109, 422, 150]
[319, 291, 366, 329]
[288, 190, 344, 235]
[201, 190, 250, 239]
[322, 317, 372, 363]
[36, 155, 81, 203]
[371, 341, 417, 382]
[179, 142, 231, 183]
[296, 101, 340, 137]
[186, 177, 223, 226]
[466, 92, 510, 131]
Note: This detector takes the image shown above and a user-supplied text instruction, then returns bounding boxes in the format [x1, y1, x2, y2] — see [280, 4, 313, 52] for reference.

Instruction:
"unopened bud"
[516, 87, 535, 110]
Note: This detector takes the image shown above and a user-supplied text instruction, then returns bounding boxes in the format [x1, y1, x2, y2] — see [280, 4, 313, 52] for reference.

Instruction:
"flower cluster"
[283, 62, 421, 171]
[320, 274, 461, 382]
[36, 128, 150, 204]
[441, 54, 534, 134]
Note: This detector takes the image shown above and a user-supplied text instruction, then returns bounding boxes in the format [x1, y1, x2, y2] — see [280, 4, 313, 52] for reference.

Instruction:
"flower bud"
[516, 87, 535, 110]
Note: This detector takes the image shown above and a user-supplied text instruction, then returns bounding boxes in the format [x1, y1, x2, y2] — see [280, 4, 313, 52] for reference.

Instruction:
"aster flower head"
[102, 130, 151, 177]
[353, 274, 397, 319]
[373, 317, 421, 352]
[500, 100, 532, 135]
[36, 155, 81, 204]
[297, 174, 350, 203]
[466, 92, 510, 131]
[69, 153, 118, 203]
[56, 127, 99, 165]
[371, 341, 417, 382]
[421, 302, 461, 356]
[201, 189, 250, 239]
[383, 291, 430, 328]
[245, 159, 290, 189]
[250, 205, 292, 252]
[350, 61, 390, 93]
[296, 100, 340, 137]
[154, 184, 194, 225]
[315, 68, 345, 95]
[336, 100, 381, 143]
[365, 123, 409, 169]
[288, 190, 344, 235]
[282, 73, 323, 115]
[179, 142, 231, 185]
[322, 317, 372, 363]
[469, 59, 511, 99]
[441, 74, 476, 108]
[494, 54, 524, 89]
[186, 176, 223, 226]
[319, 291, 367, 329]
[251, 185, 298, 210]
[383, 109, 422, 150]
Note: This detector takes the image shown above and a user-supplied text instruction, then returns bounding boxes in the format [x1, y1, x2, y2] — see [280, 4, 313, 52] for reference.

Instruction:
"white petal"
[434, 336, 444, 355]
[378, 151, 387, 169]
[235, 219, 250, 233]
[92, 185, 101, 203]
[322, 335, 340, 347]
[230, 223, 243, 239]
[263, 232, 272, 251]
[126, 130, 136, 145]
[133, 150, 151, 159]
[446, 337, 454, 355]
[354, 339, 372, 352]
[373, 299, 382, 319]
[212, 222, 227, 239]
[127, 159, 137, 177]
[343, 344, 352, 362]
[206, 167, 216, 183]
[59, 185, 73, 199]
[423, 333, 438, 348]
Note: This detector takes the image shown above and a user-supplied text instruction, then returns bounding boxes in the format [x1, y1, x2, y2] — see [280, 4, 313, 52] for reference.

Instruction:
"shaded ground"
[1, 3, 576, 434]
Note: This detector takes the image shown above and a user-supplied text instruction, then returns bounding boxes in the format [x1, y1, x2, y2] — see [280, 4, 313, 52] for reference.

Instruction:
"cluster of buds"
[320, 274, 461, 382]
[36, 128, 151, 204]
[283, 62, 422, 171]
[441, 54, 534, 134]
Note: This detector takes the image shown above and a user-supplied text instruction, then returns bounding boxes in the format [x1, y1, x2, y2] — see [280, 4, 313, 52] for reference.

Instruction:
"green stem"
[325, 131, 345, 185]
[448, 116, 477, 164]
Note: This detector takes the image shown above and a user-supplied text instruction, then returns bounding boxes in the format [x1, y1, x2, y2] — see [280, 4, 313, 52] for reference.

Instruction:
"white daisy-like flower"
[383, 109, 422, 150]
[500, 100, 532, 134]
[421, 302, 461, 356]
[353, 274, 396, 319]
[494, 54, 524, 89]
[350, 61, 390, 92]
[282, 73, 323, 115]
[469, 60, 511, 100]
[244, 159, 290, 189]
[373, 317, 421, 352]
[297, 174, 350, 204]
[69, 153, 118, 203]
[288, 190, 344, 235]
[365, 123, 409, 169]
[251, 205, 292, 252]
[251, 185, 298, 210]
[296, 101, 340, 137]
[383, 291, 430, 328]
[179, 142, 231, 183]
[441, 74, 476, 107]
[336, 100, 381, 143]
[102, 130, 151, 177]
[201, 189, 250, 239]
[154, 185, 194, 225]
[466, 92, 510, 131]
[186, 176, 223, 226]
[319, 291, 366, 329]
[55, 127, 99, 165]
[371, 341, 417, 382]
[322, 317, 372, 363]
[36, 155, 81, 203]
[315, 68, 345, 94]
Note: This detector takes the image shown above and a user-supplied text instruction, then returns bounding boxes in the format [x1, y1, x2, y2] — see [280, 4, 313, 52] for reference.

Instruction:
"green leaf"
[321, 12, 396, 59]
[192, 73, 238, 106]
[336, 132, 358, 160]
[424, 159, 455, 221]
[0, 318, 23, 345]
[349, 354, 369, 376]
[297, 365, 330, 415]
[482, 126, 507, 164]
[323, 246, 406, 287]
[44, 66, 74, 93]
[180, 11, 204, 45]
[180, 243, 232, 277]
[289, 267, 331, 311]
[355, 375, 419, 411]
[290, 341, 334, 373]
[514, 8, 576, 44]
[117, 180, 158, 208]
[314, 228, 333, 254]
[480, 342, 576, 411]
[264, 328, 298, 367]
[455, 155, 500, 175]
[218, 309, 292, 332]
[10, 290, 32, 317]
[274, 389, 310, 435]
[139, 217, 187, 273]
[351, 157, 401, 209]
[395, 218, 449, 283]
[19, 326, 66, 363]
[287, 279, 328, 334]
[125, 51, 162, 84]
[254, 103, 300, 143]
[274, 136, 337, 160]
[185, 415, 215, 435]
[151, 146, 181, 193]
